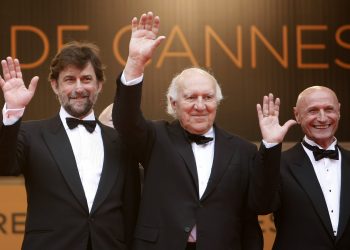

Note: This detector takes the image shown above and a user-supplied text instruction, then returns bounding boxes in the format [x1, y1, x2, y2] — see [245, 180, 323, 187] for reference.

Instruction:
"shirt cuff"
[121, 71, 143, 86]
[262, 140, 278, 148]
[2, 103, 25, 125]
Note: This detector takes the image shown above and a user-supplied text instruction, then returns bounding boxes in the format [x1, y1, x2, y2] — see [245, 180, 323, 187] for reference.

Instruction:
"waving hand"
[257, 93, 297, 143]
[0, 57, 38, 109]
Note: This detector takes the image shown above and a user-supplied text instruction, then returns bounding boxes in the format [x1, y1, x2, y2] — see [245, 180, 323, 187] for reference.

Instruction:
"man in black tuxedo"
[0, 42, 140, 250]
[268, 86, 350, 250]
[113, 12, 296, 250]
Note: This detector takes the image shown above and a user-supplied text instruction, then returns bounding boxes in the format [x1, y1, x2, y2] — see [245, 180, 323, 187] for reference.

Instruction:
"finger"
[28, 76, 39, 95]
[0, 75, 5, 89]
[7, 57, 17, 78]
[268, 93, 274, 115]
[131, 17, 138, 33]
[274, 97, 280, 117]
[145, 11, 153, 31]
[262, 95, 268, 116]
[256, 103, 264, 120]
[282, 119, 297, 132]
[2, 59, 11, 81]
[152, 36, 166, 49]
[152, 16, 160, 35]
[14, 58, 23, 79]
[138, 13, 147, 30]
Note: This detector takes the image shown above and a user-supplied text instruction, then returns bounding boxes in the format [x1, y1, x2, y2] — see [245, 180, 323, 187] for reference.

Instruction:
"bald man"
[269, 86, 350, 250]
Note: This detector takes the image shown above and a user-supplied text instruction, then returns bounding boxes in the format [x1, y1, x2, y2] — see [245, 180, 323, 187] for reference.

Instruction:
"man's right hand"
[0, 57, 38, 109]
[124, 12, 166, 81]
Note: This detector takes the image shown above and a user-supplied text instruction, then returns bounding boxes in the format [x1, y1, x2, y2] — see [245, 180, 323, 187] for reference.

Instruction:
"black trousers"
[186, 242, 196, 250]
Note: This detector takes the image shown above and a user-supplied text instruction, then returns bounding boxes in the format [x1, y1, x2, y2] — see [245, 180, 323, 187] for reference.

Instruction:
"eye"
[184, 95, 196, 102]
[307, 110, 317, 116]
[325, 107, 336, 113]
[81, 75, 93, 83]
[203, 95, 215, 101]
[63, 76, 76, 84]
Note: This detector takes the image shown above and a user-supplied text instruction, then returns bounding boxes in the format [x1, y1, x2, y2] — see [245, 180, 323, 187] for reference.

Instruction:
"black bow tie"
[66, 117, 97, 133]
[186, 131, 213, 145]
[302, 140, 339, 161]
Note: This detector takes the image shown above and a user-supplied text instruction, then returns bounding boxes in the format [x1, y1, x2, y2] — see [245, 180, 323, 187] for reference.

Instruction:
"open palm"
[0, 57, 38, 109]
[257, 93, 297, 143]
[128, 12, 165, 65]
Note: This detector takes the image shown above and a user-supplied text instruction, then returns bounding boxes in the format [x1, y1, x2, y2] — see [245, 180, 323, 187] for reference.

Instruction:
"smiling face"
[294, 86, 340, 148]
[171, 70, 218, 135]
[51, 62, 102, 119]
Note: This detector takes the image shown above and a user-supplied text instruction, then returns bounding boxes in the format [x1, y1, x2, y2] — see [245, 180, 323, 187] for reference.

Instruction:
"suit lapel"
[42, 115, 89, 213]
[200, 126, 233, 201]
[336, 146, 350, 242]
[168, 121, 199, 194]
[288, 144, 334, 238]
[90, 123, 120, 214]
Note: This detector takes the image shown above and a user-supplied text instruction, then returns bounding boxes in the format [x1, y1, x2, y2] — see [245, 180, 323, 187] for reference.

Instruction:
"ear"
[170, 97, 176, 110]
[97, 81, 103, 93]
[293, 107, 300, 123]
[50, 80, 59, 95]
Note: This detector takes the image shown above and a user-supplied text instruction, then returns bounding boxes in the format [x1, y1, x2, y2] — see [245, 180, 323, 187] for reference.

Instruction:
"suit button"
[184, 226, 191, 232]
[89, 217, 94, 222]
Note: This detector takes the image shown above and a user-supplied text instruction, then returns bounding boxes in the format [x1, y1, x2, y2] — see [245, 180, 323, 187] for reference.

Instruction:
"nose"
[194, 97, 205, 110]
[74, 79, 84, 92]
[317, 109, 326, 121]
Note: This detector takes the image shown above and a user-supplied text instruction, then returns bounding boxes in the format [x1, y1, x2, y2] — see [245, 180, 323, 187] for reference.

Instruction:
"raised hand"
[124, 12, 166, 80]
[257, 93, 297, 143]
[0, 57, 39, 109]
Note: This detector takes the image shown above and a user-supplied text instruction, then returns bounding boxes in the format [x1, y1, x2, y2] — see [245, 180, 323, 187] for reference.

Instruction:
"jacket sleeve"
[112, 74, 155, 167]
[0, 119, 24, 176]
[248, 143, 282, 214]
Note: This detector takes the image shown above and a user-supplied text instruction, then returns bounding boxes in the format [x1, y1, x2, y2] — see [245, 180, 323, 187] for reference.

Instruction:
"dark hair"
[48, 41, 105, 82]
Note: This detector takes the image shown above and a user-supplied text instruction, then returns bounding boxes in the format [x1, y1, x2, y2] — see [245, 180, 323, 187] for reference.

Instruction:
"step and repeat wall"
[0, 0, 349, 249]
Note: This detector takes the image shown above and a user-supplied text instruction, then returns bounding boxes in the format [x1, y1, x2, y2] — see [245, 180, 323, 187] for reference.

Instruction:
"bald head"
[294, 86, 340, 148]
[296, 86, 339, 109]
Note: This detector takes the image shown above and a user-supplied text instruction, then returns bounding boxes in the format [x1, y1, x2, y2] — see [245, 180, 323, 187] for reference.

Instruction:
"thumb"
[282, 119, 297, 132]
[0, 75, 5, 89]
[28, 76, 39, 96]
[152, 36, 166, 50]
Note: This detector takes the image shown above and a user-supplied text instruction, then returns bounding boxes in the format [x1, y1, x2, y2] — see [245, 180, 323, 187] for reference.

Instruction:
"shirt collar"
[203, 127, 214, 139]
[303, 136, 337, 150]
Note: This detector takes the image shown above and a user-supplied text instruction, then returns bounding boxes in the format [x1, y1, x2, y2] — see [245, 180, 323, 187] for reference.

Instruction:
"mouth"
[313, 124, 331, 129]
[70, 95, 89, 100]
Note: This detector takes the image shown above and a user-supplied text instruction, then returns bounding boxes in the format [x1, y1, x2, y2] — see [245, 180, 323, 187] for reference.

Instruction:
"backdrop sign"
[0, 0, 349, 141]
[0, 178, 26, 250]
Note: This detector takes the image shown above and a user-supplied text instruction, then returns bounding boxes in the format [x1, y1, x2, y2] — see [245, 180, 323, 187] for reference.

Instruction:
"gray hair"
[166, 68, 223, 118]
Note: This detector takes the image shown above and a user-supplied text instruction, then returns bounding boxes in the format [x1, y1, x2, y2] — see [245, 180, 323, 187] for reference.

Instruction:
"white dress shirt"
[59, 108, 104, 212]
[190, 128, 215, 198]
[302, 136, 341, 236]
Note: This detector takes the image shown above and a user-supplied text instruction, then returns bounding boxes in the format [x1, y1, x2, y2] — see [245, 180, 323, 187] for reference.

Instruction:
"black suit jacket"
[113, 77, 281, 250]
[0, 115, 140, 250]
[271, 143, 350, 250]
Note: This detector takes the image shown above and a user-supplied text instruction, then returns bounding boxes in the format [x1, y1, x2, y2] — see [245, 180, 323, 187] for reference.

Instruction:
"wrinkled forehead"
[178, 70, 216, 94]
[297, 88, 339, 110]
